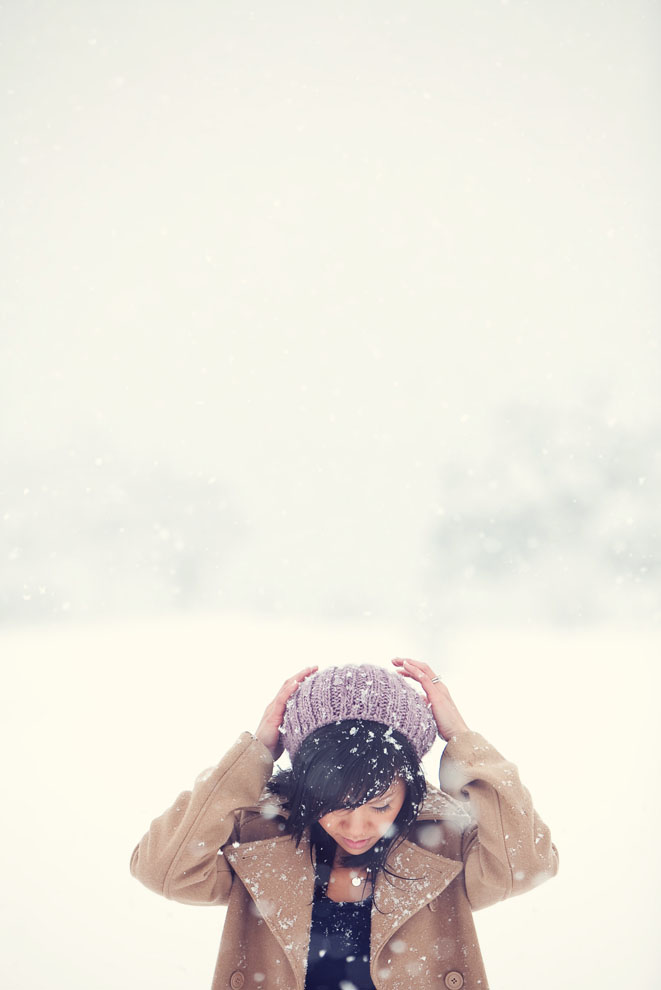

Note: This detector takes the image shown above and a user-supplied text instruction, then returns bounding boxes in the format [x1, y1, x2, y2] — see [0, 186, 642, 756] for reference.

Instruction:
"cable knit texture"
[281, 663, 438, 760]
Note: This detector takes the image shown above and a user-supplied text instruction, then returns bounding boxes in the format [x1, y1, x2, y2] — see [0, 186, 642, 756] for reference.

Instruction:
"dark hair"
[266, 719, 427, 903]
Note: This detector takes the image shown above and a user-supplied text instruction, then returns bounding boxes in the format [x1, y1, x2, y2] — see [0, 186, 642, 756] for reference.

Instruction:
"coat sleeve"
[438, 730, 559, 911]
[129, 731, 275, 906]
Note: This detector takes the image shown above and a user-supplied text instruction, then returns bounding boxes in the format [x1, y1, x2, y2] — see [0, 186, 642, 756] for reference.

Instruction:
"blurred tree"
[429, 400, 661, 626]
[0, 436, 249, 624]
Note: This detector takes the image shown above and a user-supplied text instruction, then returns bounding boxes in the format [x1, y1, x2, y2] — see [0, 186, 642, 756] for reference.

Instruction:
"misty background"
[1, 2, 659, 988]
[3, 0, 659, 640]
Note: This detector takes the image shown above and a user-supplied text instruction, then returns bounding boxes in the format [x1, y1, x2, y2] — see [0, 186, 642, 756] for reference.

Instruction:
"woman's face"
[317, 776, 408, 856]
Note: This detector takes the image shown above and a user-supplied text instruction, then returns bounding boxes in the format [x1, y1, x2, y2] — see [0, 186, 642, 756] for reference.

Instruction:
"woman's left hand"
[391, 658, 470, 742]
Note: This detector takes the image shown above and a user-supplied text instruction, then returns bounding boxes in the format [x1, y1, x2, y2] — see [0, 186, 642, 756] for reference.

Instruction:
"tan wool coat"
[130, 729, 559, 990]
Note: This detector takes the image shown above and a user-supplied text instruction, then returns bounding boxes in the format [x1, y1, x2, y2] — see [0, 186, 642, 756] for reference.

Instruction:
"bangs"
[292, 719, 419, 819]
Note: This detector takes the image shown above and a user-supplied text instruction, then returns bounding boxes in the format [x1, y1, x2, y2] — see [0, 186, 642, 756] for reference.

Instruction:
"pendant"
[351, 876, 362, 887]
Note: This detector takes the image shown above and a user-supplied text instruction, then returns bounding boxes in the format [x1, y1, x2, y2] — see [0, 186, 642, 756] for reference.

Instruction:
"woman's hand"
[391, 657, 470, 742]
[255, 666, 319, 761]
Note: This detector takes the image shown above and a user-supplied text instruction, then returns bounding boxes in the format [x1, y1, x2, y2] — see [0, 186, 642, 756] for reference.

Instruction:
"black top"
[304, 885, 375, 990]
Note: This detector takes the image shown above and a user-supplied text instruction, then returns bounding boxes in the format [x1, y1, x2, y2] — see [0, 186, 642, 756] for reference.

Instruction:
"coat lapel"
[225, 831, 315, 990]
[416, 781, 473, 826]
[370, 840, 463, 961]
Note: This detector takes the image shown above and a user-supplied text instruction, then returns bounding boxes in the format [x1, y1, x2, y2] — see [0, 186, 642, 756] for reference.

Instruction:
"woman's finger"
[391, 658, 419, 679]
[393, 657, 441, 682]
[393, 661, 445, 704]
[404, 660, 435, 681]
[255, 666, 319, 760]
[392, 657, 428, 672]
[399, 657, 436, 676]
[276, 666, 318, 702]
[392, 666, 428, 696]
[279, 665, 318, 689]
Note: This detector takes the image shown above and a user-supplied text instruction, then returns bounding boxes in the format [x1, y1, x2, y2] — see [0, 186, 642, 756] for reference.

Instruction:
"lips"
[341, 836, 371, 849]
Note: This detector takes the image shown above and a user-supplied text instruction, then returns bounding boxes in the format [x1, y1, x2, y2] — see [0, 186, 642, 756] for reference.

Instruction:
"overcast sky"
[2, 1, 659, 633]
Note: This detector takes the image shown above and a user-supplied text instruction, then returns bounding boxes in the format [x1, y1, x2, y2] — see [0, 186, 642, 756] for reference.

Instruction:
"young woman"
[130, 658, 558, 990]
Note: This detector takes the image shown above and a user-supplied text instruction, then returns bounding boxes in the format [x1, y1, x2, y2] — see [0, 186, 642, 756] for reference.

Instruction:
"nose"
[340, 807, 372, 838]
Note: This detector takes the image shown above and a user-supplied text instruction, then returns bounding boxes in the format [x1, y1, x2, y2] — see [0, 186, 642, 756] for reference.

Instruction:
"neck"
[332, 852, 369, 874]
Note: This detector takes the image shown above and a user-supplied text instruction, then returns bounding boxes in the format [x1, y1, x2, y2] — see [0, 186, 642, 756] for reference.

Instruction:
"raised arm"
[129, 731, 274, 905]
[440, 729, 559, 909]
[391, 657, 559, 910]
[129, 665, 318, 906]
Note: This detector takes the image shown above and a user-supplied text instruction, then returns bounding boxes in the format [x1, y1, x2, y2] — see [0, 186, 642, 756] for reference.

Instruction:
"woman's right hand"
[255, 666, 318, 761]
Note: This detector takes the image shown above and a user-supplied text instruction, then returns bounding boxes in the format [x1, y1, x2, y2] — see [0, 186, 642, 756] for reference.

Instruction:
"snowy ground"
[1, 613, 658, 989]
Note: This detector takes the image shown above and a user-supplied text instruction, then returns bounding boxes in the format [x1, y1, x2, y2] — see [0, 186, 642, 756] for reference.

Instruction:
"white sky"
[1, 2, 659, 626]
[3, 1, 658, 452]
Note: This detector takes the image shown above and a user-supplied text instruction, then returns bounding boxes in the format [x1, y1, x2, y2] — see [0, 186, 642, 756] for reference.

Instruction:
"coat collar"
[225, 812, 465, 990]
[414, 781, 472, 824]
[225, 831, 316, 990]
[369, 840, 463, 962]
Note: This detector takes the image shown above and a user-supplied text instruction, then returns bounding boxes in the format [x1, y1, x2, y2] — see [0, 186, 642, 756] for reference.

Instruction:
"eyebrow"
[368, 785, 397, 803]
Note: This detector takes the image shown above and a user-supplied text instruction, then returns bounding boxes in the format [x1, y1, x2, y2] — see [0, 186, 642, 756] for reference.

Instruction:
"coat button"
[229, 972, 245, 989]
[428, 898, 439, 912]
[444, 972, 464, 989]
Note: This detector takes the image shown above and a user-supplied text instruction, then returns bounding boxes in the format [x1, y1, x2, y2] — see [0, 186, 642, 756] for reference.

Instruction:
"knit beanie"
[281, 663, 437, 761]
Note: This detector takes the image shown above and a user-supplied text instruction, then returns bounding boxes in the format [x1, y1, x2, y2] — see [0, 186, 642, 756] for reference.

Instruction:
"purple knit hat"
[281, 663, 437, 761]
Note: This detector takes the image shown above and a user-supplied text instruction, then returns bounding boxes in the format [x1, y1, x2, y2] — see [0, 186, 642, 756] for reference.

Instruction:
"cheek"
[318, 814, 339, 834]
[381, 813, 400, 832]
[367, 811, 394, 837]
[377, 799, 406, 834]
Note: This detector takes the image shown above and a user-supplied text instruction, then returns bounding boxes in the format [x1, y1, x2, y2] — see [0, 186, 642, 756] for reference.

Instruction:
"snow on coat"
[130, 730, 559, 990]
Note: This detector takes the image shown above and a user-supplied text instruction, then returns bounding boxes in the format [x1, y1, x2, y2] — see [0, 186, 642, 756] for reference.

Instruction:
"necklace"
[350, 868, 370, 887]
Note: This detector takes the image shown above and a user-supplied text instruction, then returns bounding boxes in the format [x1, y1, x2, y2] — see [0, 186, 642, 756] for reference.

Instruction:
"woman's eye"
[374, 803, 391, 813]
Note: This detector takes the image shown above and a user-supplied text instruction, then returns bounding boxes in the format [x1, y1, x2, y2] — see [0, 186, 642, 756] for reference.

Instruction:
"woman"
[130, 658, 558, 990]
